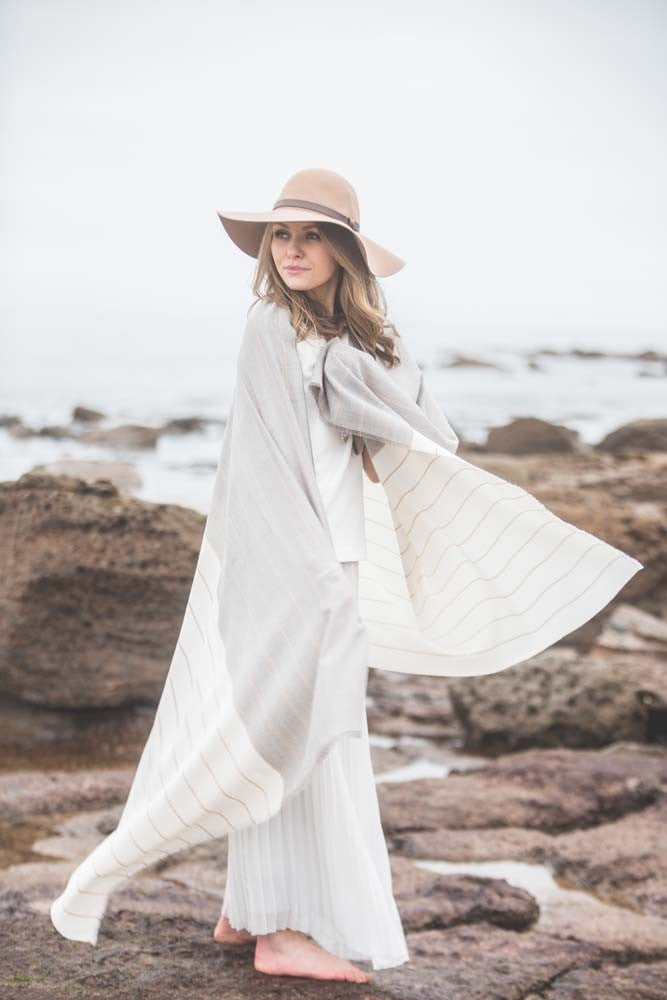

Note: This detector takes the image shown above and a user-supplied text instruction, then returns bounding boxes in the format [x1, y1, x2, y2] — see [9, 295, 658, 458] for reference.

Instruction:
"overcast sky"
[1, 0, 666, 369]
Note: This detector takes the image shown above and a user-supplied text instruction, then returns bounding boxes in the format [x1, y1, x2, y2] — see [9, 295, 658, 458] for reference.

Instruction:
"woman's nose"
[285, 237, 304, 255]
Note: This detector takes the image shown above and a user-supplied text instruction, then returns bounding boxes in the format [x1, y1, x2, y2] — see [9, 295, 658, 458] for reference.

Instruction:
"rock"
[446, 649, 667, 753]
[394, 925, 601, 998]
[528, 348, 667, 363]
[486, 418, 581, 454]
[0, 471, 204, 708]
[78, 423, 161, 449]
[2, 755, 666, 997]
[160, 417, 209, 434]
[443, 354, 506, 371]
[7, 422, 35, 439]
[536, 881, 667, 959]
[30, 459, 142, 495]
[0, 414, 22, 429]
[544, 797, 667, 919]
[0, 767, 133, 822]
[394, 824, 554, 862]
[593, 603, 667, 655]
[38, 424, 76, 439]
[541, 961, 667, 999]
[72, 406, 105, 423]
[396, 789, 667, 921]
[597, 418, 667, 453]
[11, 424, 76, 440]
[2, 889, 660, 999]
[1, 900, 258, 1000]
[378, 744, 665, 835]
[635, 351, 667, 363]
[370, 740, 488, 782]
[0, 691, 155, 769]
[390, 855, 538, 931]
[366, 669, 460, 740]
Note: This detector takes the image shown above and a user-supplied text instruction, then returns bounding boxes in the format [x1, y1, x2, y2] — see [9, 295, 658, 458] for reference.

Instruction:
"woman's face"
[270, 221, 339, 295]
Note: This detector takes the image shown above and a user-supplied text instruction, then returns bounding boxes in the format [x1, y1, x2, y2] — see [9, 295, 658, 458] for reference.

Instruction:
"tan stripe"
[394, 454, 440, 511]
[156, 712, 215, 843]
[60, 904, 103, 923]
[381, 447, 411, 485]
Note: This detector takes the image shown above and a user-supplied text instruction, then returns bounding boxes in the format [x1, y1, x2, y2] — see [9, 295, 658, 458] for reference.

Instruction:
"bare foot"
[213, 913, 256, 944]
[254, 928, 373, 982]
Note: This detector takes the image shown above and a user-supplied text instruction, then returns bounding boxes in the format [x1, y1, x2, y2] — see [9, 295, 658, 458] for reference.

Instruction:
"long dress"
[219, 330, 410, 971]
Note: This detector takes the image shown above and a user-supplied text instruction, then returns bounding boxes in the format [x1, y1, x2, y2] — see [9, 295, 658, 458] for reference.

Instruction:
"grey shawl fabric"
[51, 298, 643, 944]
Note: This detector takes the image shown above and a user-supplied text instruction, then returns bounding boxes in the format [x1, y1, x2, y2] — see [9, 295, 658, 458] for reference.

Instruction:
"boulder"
[390, 855, 539, 931]
[597, 418, 667, 453]
[0, 471, 204, 708]
[72, 406, 105, 423]
[446, 649, 667, 753]
[486, 418, 581, 454]
[366, 667, 460, 740]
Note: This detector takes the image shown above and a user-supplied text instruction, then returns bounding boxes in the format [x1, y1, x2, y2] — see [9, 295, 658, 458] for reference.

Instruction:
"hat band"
[272, 198, 360, 232]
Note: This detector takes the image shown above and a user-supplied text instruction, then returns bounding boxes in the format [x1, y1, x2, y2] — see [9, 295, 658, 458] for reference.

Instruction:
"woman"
[50, 168, 642, 982]
[213, 168, 412, 982]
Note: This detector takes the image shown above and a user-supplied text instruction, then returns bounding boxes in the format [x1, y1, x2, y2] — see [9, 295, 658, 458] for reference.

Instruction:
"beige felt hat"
[217, 167, 405, 278]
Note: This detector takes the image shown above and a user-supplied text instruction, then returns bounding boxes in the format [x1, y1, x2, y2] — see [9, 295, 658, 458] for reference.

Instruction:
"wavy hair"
[247, 220, 401, 368]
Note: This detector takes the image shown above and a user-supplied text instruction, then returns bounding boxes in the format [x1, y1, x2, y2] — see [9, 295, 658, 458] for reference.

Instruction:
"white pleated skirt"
[220, 560, 410, 971]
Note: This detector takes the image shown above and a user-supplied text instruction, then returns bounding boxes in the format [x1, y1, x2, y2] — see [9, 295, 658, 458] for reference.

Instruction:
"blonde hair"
[248, 220, 401, 368]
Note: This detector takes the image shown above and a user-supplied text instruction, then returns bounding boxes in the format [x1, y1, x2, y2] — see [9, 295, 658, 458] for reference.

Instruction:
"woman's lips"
[285, 266, 306, 272]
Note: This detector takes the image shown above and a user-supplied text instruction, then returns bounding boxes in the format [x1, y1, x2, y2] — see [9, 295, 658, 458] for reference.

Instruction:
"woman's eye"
[273, 230, 319, 239]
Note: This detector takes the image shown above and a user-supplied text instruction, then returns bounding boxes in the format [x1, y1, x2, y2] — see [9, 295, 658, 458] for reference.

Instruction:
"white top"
[296, 330, 367, 562]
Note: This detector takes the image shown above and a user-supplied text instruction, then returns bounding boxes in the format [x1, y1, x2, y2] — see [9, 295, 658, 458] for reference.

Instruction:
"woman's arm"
[362, 444, 380, 483]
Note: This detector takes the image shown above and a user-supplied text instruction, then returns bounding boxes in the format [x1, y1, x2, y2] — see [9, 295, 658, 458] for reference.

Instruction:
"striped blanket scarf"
[50, 297, 643, 944]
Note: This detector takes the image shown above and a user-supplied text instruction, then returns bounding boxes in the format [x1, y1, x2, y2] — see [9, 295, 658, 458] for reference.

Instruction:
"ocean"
[2, 328, 665, 515]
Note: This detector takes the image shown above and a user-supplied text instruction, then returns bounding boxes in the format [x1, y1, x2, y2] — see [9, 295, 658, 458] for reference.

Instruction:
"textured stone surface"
[378, 744, 666, 834]
[0, 471, 204, 708]
[447, 648, 667, 753]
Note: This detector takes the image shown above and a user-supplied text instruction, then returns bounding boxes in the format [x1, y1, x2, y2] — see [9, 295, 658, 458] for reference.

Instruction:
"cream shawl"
[50, 298, 643, 944]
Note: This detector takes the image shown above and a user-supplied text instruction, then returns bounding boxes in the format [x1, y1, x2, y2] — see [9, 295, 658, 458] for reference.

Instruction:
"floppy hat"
[217, 167, 405, 278]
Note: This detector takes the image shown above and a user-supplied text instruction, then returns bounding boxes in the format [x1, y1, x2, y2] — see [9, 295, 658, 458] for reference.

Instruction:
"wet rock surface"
[2, 739, 666, 997]
[1, 439, 666, 997]
[378, 744, 667, 835]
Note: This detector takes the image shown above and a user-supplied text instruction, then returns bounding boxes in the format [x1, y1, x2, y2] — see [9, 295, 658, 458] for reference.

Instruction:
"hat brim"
[216, 206, 405, 278]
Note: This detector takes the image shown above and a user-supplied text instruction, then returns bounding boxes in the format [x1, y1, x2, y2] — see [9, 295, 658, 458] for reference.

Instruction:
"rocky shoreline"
[1, 417, 666, 998]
